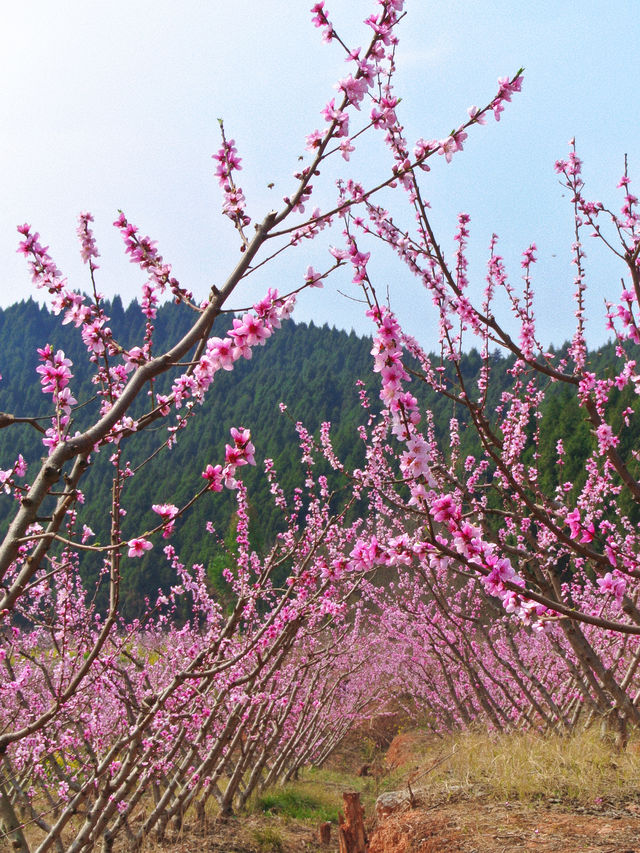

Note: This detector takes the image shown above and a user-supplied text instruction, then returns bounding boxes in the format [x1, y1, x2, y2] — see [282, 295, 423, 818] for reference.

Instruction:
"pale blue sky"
[2, 1, 639, 348]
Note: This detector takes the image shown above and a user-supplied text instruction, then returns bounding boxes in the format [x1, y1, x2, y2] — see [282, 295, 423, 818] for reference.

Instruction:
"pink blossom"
[482, 552, 518, 597]
[579, 521, 595, 544]
[36, 348, 73, 393]
[226, 426, 256, 467]
[321, 99, 349, 137]
[467, 105, 487, 125]
[152, 503, 178, 520]
[305, 129, 324, 151]
[492, 100, 505, 121]
[304, 266, 323, 288]
[452, 522, 483, 559]
[597, 571, 626, 602]
[76, 212, 100, 266]
[230, 314, 271, 348]
[14, 455, 27, 478]
[127, 538, 153, 558]
[81, 319, 108, 354]
[311, 1, 333, 41]
[566, 508, 582, 539]
[339, 138, 355, 161]
[336, 75, 368, 109]
[596, 423, 618, 452]
[202, 464, 224, 492]
[207, 337, 237, 371]
[431, 495, 461, 524]
[0, 469, 12, 493]
[81, 525, 94, 544]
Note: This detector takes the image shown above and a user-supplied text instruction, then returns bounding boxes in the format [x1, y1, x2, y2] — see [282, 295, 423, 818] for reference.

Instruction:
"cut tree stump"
[318, 820, 331, 844]
[338, 791, 368, 853]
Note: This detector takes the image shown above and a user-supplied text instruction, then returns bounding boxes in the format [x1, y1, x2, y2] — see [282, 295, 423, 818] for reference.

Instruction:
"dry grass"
[404, 726, 640, 806]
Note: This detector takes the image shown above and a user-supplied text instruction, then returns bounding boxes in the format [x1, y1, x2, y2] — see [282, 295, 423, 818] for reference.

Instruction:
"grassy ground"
[157, 726, 640, 851]
[395, 727, 640, 807]
[21, 726, 640, 851]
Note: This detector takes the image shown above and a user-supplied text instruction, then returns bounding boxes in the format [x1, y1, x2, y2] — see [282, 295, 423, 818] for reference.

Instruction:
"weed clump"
[252, 826, 284, 851]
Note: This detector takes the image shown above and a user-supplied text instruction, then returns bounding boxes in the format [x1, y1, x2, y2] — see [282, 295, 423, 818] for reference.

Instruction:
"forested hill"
[0, 298, 387, 614]
[0, 298, 633, 615]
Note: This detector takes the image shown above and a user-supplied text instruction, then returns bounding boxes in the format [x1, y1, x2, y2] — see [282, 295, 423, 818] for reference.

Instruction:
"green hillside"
[0, 299, 634, 616]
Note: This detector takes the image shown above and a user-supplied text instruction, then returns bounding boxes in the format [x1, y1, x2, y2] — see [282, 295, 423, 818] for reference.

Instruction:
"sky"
[2, 1, 639, 350]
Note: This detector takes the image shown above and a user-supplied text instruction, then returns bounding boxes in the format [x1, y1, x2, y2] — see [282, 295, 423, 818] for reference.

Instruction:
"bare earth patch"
[137, 814, 327, 852]
[385, 731, 434, 770]
[150, 803, 640, 852]
[368, 729, 640, 853]
[369, 799, 640, 853]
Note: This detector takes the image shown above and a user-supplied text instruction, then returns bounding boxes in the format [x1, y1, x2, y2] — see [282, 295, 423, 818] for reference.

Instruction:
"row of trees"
[1, 0, 639, 849]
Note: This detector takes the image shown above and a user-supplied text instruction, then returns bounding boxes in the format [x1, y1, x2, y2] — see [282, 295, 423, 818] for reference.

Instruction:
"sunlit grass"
[252, 784, 337, 822]
[411, 727, 640, 806]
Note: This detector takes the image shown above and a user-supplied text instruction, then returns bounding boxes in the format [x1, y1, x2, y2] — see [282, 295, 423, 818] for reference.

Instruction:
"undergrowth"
[115, 724, 640, 852]
[410, 727, 640, 806]
[252, 786, 337, 822]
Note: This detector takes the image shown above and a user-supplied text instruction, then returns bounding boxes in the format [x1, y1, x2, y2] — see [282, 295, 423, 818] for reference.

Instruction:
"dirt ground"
[368, 797, 640, 853]
[144, 724, 640, 853]
[144, 815, 328, 852]
[142, 792, 640, 853]
[154, 800, 640, 852]
[367, 728, 640, 852]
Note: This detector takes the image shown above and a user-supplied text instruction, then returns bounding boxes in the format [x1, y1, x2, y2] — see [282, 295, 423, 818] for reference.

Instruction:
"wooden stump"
[338, 791, 368, 853]
[317, 820, 331, 844]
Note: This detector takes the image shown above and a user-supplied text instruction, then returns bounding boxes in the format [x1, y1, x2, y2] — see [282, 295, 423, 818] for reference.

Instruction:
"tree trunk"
[0, 776, 30, 853]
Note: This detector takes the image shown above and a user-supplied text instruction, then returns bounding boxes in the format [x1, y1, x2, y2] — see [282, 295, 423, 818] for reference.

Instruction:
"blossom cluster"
[172, 288, 295, 412]
[202, 425, 257, 494]
[212, 133, 250, 229]
[35, 344, 77, 450]
[114, 211, 193, 310]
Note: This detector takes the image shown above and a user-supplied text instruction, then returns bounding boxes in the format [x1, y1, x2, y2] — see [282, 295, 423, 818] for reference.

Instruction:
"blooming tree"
[2, 0, 638, 850]
[331, 138, 640, 743]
